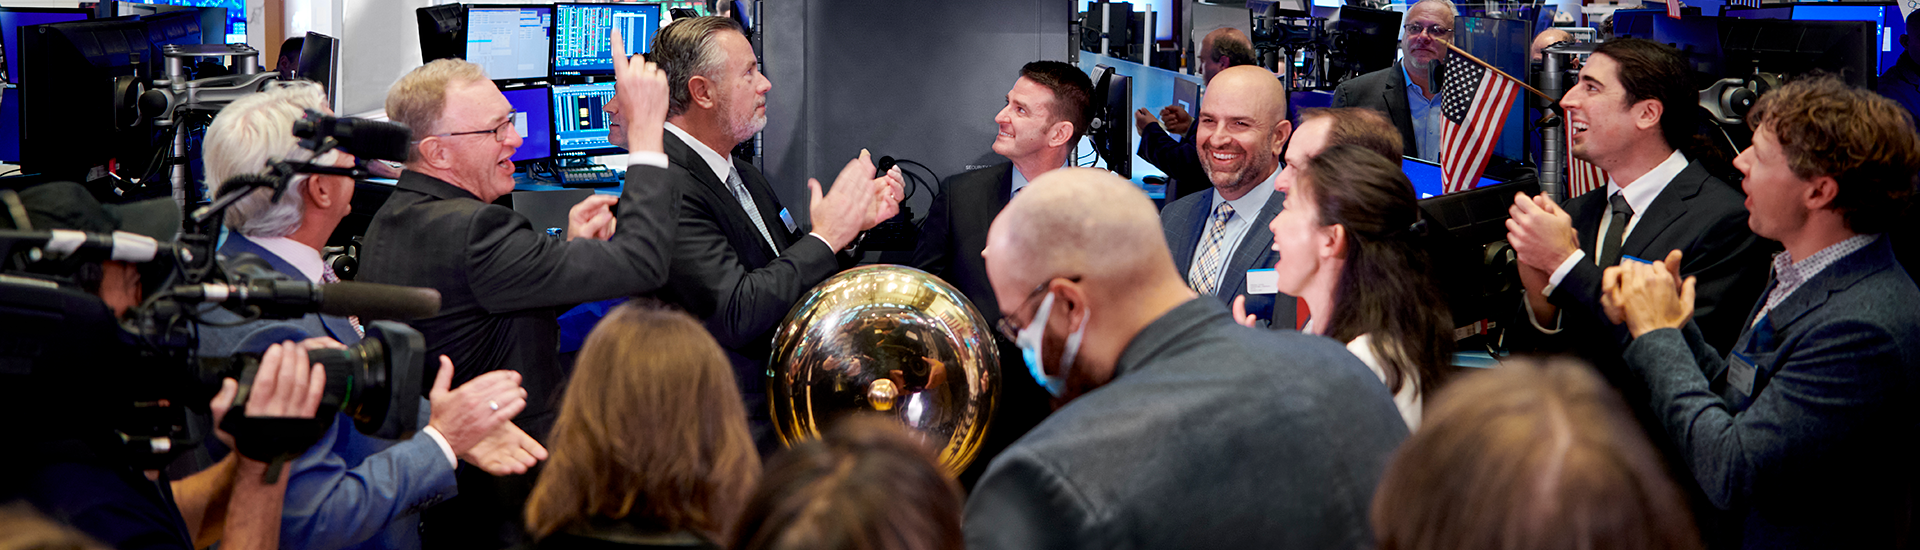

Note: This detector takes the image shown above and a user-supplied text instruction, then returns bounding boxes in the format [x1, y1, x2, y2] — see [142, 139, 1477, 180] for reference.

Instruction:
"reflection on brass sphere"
[769, 265, 1001, 476]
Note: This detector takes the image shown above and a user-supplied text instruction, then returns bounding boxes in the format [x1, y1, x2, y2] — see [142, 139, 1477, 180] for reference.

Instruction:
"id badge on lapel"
[1723, 318, 1777, 409]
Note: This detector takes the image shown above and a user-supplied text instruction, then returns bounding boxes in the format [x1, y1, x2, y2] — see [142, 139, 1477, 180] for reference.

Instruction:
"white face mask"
[1017, 292, 1087, 398]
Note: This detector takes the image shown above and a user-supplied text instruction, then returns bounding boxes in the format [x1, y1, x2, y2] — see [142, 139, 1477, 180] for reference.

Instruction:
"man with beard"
[638, 16, 901, 453]
[1331, 0, 1455, 160]
[1159, 65, 1295, 330]
[1133, 28, 1256, 200]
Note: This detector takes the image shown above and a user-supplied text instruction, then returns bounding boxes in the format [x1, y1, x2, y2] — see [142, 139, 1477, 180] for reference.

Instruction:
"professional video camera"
[0, 110, 430, 471]
[1249, 2, 1401, 90]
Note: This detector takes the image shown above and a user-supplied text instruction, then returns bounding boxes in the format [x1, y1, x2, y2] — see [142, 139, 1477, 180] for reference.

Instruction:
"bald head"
[985, 168, 1175, 306]
[1531, 28, 1573, 61]
[1208, 66, 1289, 123]
[1200, 28, 1256, 83]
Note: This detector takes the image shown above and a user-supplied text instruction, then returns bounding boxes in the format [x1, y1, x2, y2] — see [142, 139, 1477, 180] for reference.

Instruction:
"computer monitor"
[416, 3, 465, 64]
[1791, 4, 1904, 77]
[502, 85, 554, 162]
[1723, 18, 1878, 88]
[1328, 6, 1400, 80]
[1401, 157, 1504, 199]
[553, 2, 662, 77]
[550, 81, 621, 158]
[466, 5, 551, 82]
[298, 31, 339, 103]
[0, 8, 90, 84]
[1087, 65, 1131, 179]
[19, 16, 153, 181]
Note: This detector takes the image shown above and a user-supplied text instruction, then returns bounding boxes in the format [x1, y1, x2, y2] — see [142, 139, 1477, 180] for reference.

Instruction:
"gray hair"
[204, 81, 329, 238]
[650, 16, 744, 118]
[1402, 0, 1459, 27]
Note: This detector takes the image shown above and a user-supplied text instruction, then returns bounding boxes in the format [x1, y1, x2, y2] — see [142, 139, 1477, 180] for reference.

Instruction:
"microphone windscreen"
[340, 119, 414, 162]
[318, 282, 441, 320]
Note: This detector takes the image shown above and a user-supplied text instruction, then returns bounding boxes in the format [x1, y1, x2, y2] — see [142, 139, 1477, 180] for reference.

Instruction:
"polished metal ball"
[768, 264, 1000, 475]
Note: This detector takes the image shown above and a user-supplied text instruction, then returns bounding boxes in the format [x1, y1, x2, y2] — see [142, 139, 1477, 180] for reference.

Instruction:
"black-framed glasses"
[994, 275, 1082, 341]
[1402, 23, 1453, 38]
[431, 112, 519, 143]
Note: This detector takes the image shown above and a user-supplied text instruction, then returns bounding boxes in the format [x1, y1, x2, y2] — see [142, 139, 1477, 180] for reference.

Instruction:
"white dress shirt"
[1528, 150, 1689, 334]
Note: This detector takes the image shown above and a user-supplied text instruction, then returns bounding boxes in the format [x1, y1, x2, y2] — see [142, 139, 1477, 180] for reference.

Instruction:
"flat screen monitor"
[1791, 5, 1904, 77]
[1722, 18, 1877, 88]
[297, 31, 338, 103]
[1402, 157, 1503, 199]
[466, 5, 551, 82]
[552, 2, 661, 76]
[0, 8, 90, 84]
[417, 3, 465, 63]
[551, 81, 621, 158]
[502, 85, 553, 162]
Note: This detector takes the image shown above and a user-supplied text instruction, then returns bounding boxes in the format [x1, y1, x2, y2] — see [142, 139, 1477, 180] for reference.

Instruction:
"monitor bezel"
[550, 1, 664, 77]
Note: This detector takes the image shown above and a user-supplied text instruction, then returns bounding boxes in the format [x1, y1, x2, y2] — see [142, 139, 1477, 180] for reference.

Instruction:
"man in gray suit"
[1330, 0, 1454, 160]
[1161, 65, 1295, 329]
[1605, 77, 1920, 549]
[964, 167, 1404, 549]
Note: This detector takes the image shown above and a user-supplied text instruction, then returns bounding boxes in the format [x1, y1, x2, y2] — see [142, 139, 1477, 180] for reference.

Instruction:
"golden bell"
[768, 264, 1000, 475]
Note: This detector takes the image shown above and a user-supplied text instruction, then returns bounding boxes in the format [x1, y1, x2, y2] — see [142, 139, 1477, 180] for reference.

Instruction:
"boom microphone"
[170, 280, 442, 320]
[0, 229, 173, 263]
[294, 112, 414, 162]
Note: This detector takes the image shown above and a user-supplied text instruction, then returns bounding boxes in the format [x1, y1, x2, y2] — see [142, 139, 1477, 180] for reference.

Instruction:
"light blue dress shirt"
[1402, 64, 1444, 162]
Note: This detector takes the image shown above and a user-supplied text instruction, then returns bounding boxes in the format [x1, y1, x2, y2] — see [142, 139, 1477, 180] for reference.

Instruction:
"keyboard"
[557, 166, 622, 188]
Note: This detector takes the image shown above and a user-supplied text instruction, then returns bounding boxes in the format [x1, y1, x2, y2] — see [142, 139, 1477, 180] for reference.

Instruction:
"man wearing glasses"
[1331, 0, 1456, 161]
[357, 44, 674, 549]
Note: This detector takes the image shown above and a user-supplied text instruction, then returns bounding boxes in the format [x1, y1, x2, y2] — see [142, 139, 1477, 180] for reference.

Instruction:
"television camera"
[0, 110, 436, 471]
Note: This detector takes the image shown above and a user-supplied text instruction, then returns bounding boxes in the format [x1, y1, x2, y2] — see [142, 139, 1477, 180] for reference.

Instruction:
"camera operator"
[192, 80, 547, 550]
[2, 182, 325, 550]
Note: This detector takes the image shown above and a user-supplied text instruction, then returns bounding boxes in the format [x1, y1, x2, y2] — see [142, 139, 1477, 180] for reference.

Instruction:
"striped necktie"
[728, 166, 779, 251]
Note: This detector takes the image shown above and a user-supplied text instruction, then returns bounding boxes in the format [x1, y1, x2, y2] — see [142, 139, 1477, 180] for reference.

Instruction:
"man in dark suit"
[1161, 65, 1296, 330]
[635, 17, 900, 452]
[357, 45, 675, 548]
[1132, 27, 1254, 201]
[963, 168, 1405, 549]
[194, 81, 544, 550]
[1330, 0, 1455, 160]
[1505, 38, 1771, 362]
[911, 60, 1090, 489]
[1604, 77, 1920, 549]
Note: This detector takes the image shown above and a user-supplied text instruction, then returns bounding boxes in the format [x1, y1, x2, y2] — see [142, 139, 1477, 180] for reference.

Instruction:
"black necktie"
[1597, 192, 1633, 267]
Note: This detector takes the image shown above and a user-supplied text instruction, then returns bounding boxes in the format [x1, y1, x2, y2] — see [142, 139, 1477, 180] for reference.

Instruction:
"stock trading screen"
[467, 6, 551, 81]
[552, 82, 619, 156]
[552, 3, 661, 75]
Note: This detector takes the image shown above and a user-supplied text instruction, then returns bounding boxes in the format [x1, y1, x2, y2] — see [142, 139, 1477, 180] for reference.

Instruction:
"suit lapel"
[221, 235, 361, 344]
[734, 159, 791, 249]
[1567, 190, 1607, 254]
[994, 163, 1014, 207]
[1172, 190, 1217, 275]
[666, 132, 778, 258]
[1620, 163, 1702, 259]
[1756, 238, 1892, 336]
[1383, 62, 1419, 158]
[1221, 190, 1286, 296]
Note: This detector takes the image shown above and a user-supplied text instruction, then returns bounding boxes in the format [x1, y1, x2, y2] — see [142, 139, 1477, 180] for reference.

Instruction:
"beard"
[719, 93, 768, 145]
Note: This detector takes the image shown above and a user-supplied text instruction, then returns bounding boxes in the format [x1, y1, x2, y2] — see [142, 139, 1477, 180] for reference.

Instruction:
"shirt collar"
[1009, 157, 1074, 195]
[1209, 165, 1280, 215]
[665, 122, 734, 184]
[1772, 234, 1878, 288]
[1605, 149, 1688, 216]
[247, 235, 327, 283]
[1401, 63, 1433, 99]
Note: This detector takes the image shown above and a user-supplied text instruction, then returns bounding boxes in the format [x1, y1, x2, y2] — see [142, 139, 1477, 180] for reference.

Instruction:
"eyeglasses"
[994, 276, 1081, 341]
[1402, 23, 1453, 38]
[431, 112, 519, 143]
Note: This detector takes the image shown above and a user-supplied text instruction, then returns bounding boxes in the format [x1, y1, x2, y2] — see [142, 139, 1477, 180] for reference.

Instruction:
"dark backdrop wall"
[760, 0, 1072, 222]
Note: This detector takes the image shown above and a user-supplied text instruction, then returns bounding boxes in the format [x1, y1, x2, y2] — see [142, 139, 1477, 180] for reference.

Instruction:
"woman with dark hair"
[1265, 144, 1454, 428]
[730, 416, 964, 550]
[522, 302, 761, 549]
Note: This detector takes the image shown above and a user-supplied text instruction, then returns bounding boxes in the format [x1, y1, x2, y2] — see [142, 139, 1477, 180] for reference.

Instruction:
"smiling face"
[437, 79, 522, 203]
[1268, 176, 1334, 298]
[992, 77, 1067, 162]
[1400, 2, 1455, 71]
[1195, 68, 1291, 199]
[1559, 53, 1646, 167]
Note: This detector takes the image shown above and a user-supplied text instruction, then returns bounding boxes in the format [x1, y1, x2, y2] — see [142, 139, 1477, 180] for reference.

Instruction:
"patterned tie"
[1189, 202, 1235, 295]
[1597, 192, 1634, 268]
[319, 264, 365, 338]
[728, 166, 779, 251]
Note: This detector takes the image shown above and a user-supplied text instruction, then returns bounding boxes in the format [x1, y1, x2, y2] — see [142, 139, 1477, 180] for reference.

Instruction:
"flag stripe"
[1439, 57, 1520, 194]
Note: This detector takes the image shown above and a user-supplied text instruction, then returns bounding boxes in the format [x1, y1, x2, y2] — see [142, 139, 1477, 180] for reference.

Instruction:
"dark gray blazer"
[1622, 236, 1920, 548]
[962, 298, 1406, 549]
[1331, 61, 1420, 159]
[1161, 185, 1296, 330]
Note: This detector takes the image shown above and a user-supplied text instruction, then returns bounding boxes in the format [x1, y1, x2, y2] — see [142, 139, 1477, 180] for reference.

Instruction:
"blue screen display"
[1402, 157, 1502, 199]
[503, 86, 553, 162]
[467, 6, 552, 81]
[550, 82, 620, 157]
[553, 3, 660, 76]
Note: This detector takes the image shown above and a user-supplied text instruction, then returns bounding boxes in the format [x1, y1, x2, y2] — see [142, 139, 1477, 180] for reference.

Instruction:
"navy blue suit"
[1622, 237, 1920, 548]
[1160, 187, 1296, 330]
[963, 298, 1405, 549]
[198, 234, 456, 550]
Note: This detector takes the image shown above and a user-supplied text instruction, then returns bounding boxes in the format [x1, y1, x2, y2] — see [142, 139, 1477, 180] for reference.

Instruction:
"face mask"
[1017, 292, 1087, 398]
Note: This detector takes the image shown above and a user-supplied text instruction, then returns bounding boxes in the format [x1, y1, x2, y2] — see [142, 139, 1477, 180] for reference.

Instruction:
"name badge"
[1246, 269, 1278, 295]
[778, 208, 798, 233]
[1727, 351, 1759, 397]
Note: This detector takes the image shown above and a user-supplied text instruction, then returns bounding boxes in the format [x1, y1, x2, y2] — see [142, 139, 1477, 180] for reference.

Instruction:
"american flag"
[1667, 0, 1682, 19]
[1567, 129, 1609, 197]
[1439, 53, 1521, 194]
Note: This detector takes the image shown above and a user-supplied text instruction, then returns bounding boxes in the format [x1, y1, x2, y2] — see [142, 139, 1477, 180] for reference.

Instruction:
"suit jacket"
[1331, 61, 1420, 159]
[963, 298, 1406, 549]
[1138, 120, 1210, 201]
[357, 166, 678, 439]
[647, 132, 844, 443]
[1161, 186, 1297, 330]
[1622, 237, 1920, 549]
[198, 234, 456, 550]
[908, 162, 1053, 490]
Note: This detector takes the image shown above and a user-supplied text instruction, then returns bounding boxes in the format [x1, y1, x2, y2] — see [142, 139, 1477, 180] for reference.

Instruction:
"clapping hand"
[1601, 249, 1695, 338]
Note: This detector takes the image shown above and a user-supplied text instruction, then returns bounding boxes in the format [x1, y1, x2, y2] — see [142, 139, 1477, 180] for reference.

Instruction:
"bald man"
[1531, 28, 1573, 62]
[1160, 65, 1296, 330]
[1332, 0, 1457, 160]
[961, 168, 1405, 550]
[1135, 27, 1257, 200]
